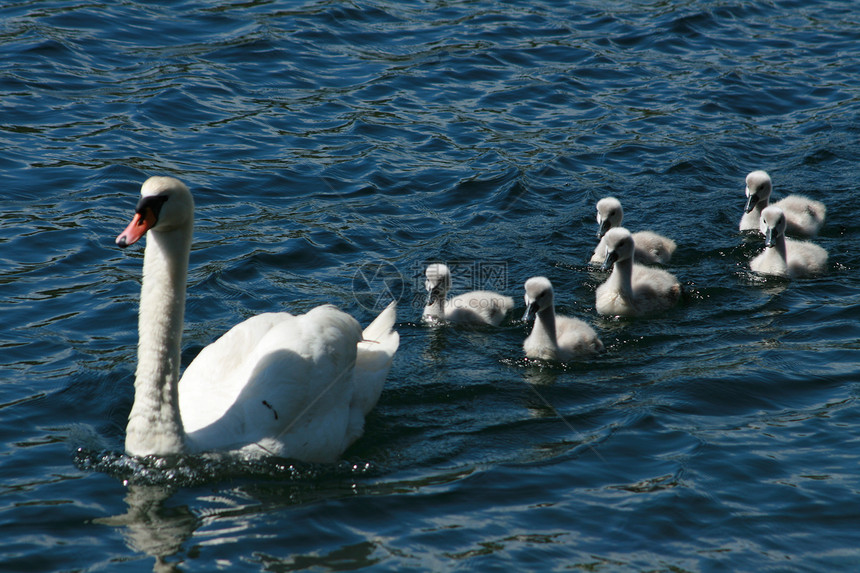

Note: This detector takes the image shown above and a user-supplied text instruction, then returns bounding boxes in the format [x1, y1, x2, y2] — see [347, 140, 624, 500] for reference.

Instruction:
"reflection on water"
[95, 486, 196, 573]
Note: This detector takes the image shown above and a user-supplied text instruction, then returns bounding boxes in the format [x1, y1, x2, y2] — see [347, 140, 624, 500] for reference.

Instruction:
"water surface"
[2, 0, 860, 570]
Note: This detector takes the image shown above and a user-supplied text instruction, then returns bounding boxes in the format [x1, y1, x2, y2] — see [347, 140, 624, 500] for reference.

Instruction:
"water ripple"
[2, 0, 860, 570]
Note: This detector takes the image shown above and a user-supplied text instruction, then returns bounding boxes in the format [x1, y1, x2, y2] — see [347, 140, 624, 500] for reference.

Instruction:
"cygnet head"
[523, 276, 554, 321]
[600, 227, 635, 271]
[424, 263, 452, 306]
[116, 176, 194, 248]
[760, 205, 786, 248]
[596, 197, 624, 238]
[744, 170, 772, 214]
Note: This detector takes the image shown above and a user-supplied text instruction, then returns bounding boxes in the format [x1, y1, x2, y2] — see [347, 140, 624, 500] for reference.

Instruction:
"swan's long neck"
[608, 257, 635, 303]
[533, 306, 558, 352]
[749, 198, 769, 223]
[423, 286, 447, 320]
[125, 225, 192, 456]
[768, 233, 789, 271]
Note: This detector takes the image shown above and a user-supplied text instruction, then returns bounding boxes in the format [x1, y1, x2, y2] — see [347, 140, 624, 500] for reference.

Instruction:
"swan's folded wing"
[786, 238, 828, 277]
[775, 195, 826, 236]
[555, 315, 604, 356]
[351, 301, 399, 418]
[182, 306, 365, 460]
[178, 313, 294, 432]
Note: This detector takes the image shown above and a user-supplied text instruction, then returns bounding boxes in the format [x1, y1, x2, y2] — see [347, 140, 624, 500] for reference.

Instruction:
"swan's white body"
[596, 228, 681, 317]
[117, 176, 399, 461]
[750, 206, 828, 278]
[589, 197, 676, 266]
[740, 170, 825, 237]
[523, 277, 603, 361]
[422, 263, 513, 326]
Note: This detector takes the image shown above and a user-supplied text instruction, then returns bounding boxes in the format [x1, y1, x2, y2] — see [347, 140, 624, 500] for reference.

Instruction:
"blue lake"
[2, 0, 860, 570]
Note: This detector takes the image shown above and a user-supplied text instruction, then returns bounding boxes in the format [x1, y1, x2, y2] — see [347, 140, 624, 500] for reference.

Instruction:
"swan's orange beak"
[116, 208, 157, 248]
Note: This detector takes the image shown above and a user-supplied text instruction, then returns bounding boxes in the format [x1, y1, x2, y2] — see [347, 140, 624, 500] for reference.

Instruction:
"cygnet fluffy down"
[740, 170, 825, 237]
[422, 263, 514, 325]
[750, 206, 828, 278]
[523, 276, 603, 361]
[590, 197, 676, 266]
[596, 228, 681, 317]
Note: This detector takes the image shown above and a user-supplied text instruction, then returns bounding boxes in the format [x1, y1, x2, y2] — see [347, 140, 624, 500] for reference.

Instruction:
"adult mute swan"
[115, 176, 399, 461]
[422, 263, 513, 326]
[750, 206, 828, 278]
[523, 277, 603, 361]
[740, 170, 825, 237]
[596, 228, 681, 317]
[589, 197, 676, 266]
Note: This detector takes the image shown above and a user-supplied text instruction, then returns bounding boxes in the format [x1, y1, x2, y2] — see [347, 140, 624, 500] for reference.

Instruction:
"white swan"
[523, 277, 603, 361]
[422, 263, 513, 326]
[596, 228, 681, 317]
[589, 197, 676, 266]
[115, 176, 399, 461]
[740, 170, 826, 237]
[750, 206, 828, 278]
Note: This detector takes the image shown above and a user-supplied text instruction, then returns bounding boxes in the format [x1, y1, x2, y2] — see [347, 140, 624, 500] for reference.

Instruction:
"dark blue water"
[2, 0, 860, 570]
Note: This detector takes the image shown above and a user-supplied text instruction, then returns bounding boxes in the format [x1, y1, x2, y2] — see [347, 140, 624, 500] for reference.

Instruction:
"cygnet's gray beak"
[601, 250, 619, 272]
[764, 226, 776, 248]
[744, 193, 760, 214]
[426, 286, 443, 307]
[597, 218, 611, 238]
[523, 300, 539, 322]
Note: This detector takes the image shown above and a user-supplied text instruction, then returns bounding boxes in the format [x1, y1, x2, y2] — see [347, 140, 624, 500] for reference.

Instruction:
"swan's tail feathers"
[362, 300, 398, 344]
[352, 301, 399, 417]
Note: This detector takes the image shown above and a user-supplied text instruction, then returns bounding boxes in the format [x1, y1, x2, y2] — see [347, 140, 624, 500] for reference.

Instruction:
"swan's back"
[629, 231, 676, 265]
[630, 265, 682, 313]
[447, 291, 514, 325]
[178, 304, 379, 460]
[554, 315, 604, 360]
[773, 195, 826, 237]
[177, 312, 303, 432]
[785, 238, 828, 277]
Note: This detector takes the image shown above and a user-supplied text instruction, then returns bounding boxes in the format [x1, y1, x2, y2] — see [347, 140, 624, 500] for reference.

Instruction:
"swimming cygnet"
[739, 170, 826, 237]
[596, 228, 681, 317]
[422, 263, 514, 325]
[589, 197, 676, 265]
[750, 206, 828, 278]
[523, 277, 603, 361]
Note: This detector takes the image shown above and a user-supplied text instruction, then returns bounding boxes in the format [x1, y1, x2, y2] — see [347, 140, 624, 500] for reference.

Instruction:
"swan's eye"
[135, 194, 169, 220]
